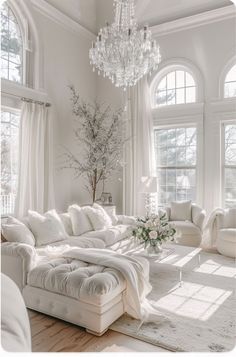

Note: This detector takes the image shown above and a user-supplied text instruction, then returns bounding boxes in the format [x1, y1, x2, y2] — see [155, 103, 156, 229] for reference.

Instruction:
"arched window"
[0, 0, 23, 83]
[224, 64, 236, 98]
[154, 69, 196, 107]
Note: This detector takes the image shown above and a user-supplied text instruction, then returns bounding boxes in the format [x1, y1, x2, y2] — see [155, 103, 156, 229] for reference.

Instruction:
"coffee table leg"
[198, 253, 201, 267]
[179, 268, 182, 287]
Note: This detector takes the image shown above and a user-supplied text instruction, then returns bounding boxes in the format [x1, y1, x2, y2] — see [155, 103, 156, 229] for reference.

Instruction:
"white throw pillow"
[19, 216, 31, 229]
[68, 205, 93, 236]
[83, 205, 112, 231]
[93, 203, 113, 226]
[2, 217, 35, 246]
[59, 213, 73, 236]
[28, 209, 68, 247]
[170, 201, 192, 221]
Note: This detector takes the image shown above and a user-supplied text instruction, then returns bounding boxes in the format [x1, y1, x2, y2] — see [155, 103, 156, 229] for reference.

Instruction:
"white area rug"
[110, 251, 236, 352]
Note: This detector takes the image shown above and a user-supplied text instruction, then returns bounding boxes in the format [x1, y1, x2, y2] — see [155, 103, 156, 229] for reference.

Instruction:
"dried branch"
[61, 86, 128, 202]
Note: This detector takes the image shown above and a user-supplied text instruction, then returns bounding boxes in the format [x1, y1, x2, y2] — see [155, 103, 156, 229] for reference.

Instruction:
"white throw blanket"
[202, 208, 224, 249]
[42, 245, 166, 326]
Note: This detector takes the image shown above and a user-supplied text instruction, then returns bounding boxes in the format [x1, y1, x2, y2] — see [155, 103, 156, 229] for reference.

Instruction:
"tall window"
[223, 123, 236, 208]
[224, 64, 236, 98]
[154, 126, 197, 207]
[1, 110, 20, 216]
[154, 70, 196, 107]
[0, 0, 23, 83]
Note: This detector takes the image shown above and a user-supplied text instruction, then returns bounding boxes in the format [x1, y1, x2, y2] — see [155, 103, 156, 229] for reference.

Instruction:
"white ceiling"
[44, 0, 97, 33]
[135, 0, 233, 27]
[44, 0, 234, 33]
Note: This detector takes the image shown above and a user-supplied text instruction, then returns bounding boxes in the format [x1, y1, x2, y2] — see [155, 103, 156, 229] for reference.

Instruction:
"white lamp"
[139, 176, 158, 217]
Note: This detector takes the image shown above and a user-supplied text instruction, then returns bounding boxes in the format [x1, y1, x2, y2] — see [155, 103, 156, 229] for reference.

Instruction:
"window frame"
[154, 69, 197, 108]
[1, 0, 27, 85]
[1, 105, 21, 218]
[224, 64, 236, 99]
[219, 55, 236, 100]
[221, 120, 236, 208]
[154, 123, 199, 208]
[150, 62, 203, 109]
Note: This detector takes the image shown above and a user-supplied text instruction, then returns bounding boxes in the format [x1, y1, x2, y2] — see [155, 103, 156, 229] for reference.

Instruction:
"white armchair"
[162, 201, 206, 247]
[216, 208, 236, 258]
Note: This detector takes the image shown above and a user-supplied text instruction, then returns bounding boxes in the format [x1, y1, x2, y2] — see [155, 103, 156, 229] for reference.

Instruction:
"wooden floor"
[28, 309, 168, 352]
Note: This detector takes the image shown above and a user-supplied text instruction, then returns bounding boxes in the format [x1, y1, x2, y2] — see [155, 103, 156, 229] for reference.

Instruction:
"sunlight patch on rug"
[110, 251, 236, 352]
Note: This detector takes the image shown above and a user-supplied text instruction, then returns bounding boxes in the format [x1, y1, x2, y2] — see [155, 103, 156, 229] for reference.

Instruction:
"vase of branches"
[62, 86, 126, 202]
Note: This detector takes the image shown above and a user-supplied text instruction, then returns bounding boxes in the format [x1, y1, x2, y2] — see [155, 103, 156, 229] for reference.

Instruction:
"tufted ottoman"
[22, 257, 126, 335]
[2, 242, 150, 336]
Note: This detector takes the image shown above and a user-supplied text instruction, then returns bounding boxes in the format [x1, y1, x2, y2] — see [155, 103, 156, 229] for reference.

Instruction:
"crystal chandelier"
[89, 0, 161, 89]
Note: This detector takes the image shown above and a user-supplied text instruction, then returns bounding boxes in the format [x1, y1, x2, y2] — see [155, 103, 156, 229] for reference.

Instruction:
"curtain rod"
[1, 90, 51, 107]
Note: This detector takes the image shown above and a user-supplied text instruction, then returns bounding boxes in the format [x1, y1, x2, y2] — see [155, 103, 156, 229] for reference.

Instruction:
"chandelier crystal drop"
[89, 0, 161, 89]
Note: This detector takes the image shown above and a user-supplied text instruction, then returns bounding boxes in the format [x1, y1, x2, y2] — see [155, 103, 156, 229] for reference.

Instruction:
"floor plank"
[28, 309, 168, 352]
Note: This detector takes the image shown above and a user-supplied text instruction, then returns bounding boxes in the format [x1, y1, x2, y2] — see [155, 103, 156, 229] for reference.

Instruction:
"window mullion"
[155, 125, 197, 207]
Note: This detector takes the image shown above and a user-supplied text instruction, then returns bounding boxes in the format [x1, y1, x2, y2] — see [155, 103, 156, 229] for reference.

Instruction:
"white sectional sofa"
[1, 208, 138, 336]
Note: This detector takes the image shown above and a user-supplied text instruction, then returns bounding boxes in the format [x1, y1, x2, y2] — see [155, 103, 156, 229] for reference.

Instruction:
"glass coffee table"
[125, 241, 202, 287]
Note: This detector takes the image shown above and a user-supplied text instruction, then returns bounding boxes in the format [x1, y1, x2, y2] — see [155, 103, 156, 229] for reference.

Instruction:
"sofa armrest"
[159, 207, 170, 221]
[1, 242, 37, 292]
[192, 205, 206, 231]
[117, 215, 137, 225]
[215, 213, 224, 230]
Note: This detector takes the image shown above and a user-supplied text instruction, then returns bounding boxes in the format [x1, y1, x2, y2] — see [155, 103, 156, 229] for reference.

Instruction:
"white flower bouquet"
[132, 213, 176, 250]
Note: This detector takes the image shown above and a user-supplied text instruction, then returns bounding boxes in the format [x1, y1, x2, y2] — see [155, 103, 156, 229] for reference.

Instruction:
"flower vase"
[146, 243, 163, 255]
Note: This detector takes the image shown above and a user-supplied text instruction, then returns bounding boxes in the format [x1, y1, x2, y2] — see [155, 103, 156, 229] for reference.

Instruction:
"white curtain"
[15, 102, 55, 217]
[123, 76, 155, 216]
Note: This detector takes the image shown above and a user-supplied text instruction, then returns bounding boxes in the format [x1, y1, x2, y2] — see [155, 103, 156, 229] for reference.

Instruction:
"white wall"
[96, 16, 236, 214]
[28, 2, 97, 212]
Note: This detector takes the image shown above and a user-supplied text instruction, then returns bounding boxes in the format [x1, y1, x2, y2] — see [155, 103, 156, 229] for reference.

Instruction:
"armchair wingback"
[216, 209, 236, 258]
[162, 202, 206, 247]
[192, 204, 206, 232]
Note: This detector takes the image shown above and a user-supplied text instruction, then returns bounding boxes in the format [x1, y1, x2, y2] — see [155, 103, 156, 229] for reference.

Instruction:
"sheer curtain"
[15, 102, 55, 217]
[123, 76, 155, 216]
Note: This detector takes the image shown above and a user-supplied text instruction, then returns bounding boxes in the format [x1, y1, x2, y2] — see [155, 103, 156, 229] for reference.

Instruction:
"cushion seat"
[83, 225, 131, 246]
[38, 236, 106, 250]
[27, 258, 126, 306]
[170, 221, 201, 247]
[217, 231, 236, 258]
[218, 229, 236, 243]
[171, 221, 200, 235]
